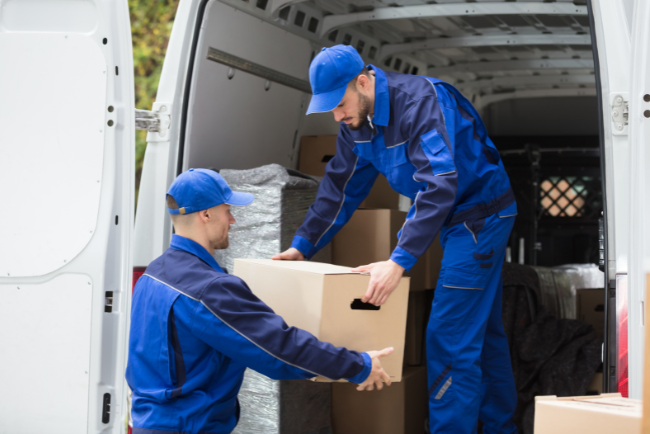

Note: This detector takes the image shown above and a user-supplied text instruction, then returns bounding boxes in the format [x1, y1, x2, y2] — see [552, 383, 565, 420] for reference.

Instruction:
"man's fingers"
[271, 248, 305, 261]
[380, 370, 392, 386]
[377, 347, 395, 358]
[375, 378, 384, 390]
[361, 283, 376, 303]
[368, 284, 383, 305]
[351, 263, 374, 272]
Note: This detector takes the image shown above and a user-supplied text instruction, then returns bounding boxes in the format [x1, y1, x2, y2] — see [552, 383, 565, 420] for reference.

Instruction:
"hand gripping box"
[233, 259, 410, 382]
[534, 393, 642, 434]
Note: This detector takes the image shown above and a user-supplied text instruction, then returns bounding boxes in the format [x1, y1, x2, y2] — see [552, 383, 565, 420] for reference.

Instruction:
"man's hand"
[271, 248, 305, 261]
[356, 347, 394, 391]
[351, 260, 405, 306]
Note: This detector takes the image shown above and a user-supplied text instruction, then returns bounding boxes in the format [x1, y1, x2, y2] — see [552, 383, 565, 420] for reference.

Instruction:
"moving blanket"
[501, 263, 602, 434]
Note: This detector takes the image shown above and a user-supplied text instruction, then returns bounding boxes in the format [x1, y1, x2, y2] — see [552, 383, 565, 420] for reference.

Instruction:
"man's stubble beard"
[214, 230, 230, 250]
[346, 91, 372, 131]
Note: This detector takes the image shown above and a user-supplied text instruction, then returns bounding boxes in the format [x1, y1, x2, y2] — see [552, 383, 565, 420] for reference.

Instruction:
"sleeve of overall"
[191, 275, 372, 383]
[291, 126, 379, 259]
[390, 95, 459, 271]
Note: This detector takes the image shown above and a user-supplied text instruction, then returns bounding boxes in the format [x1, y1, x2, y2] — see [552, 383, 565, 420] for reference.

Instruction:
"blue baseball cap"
[306, 45, 366, 115]
[167, 168, 254, 215]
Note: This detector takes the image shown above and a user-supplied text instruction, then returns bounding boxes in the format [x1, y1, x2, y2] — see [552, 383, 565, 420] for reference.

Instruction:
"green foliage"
[129, 0, 180, 200]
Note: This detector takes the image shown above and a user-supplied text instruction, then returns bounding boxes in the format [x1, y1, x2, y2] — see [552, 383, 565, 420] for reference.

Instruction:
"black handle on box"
[350, 299, 380, 311]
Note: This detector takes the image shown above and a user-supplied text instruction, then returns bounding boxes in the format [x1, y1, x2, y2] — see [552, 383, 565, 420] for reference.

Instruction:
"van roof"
[224, 0, 595, 98]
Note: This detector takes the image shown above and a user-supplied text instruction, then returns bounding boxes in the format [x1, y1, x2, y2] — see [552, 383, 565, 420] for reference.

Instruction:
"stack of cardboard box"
[234, 258, 428, 434]
[298, 135, 444, 434]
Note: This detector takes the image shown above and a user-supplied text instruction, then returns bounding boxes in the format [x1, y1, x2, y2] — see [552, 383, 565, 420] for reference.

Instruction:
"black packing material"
[500, 263, 602, 433]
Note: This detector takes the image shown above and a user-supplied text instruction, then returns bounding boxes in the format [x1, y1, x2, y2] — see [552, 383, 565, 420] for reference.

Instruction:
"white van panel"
[0, 0, 135, 431]
[0, 34, 106, 277]
[625, 0, 650, 400]
[0, 274, 93, 433]
[183, 0, 312, 171]
[1, 0, 97, 32]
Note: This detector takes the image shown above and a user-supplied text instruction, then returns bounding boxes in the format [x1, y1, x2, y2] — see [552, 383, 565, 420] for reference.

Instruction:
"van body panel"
[184, 0, 312, 171]
[626, 0, 650, 400]
[0, 0, 135, 431]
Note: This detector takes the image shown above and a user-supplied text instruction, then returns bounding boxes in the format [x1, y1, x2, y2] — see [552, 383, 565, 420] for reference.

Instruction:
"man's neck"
[175, 230, 214, 255]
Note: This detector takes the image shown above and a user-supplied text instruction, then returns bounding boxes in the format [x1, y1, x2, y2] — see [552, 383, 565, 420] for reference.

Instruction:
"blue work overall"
[126, 235, 371, 434]
[291, 66, 518, 433]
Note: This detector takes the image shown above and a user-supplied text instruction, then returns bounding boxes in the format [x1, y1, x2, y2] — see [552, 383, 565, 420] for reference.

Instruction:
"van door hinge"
[135, 103, 171, 136]
[611, 93, 629, 135]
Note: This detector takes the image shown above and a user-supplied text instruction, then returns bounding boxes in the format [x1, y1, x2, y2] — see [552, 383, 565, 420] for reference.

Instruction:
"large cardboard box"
[577, 288, 605, 338]
[534, 393, 642, 434]
[298, 135, 401, 210]
[332, 209, 442, 291]
[404, 290, 434, 366]
[233, 259, 410, 382]
[332, 366, 429, 434]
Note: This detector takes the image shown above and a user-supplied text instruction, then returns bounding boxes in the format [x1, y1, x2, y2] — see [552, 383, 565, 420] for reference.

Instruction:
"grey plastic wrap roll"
[213, 163, 330, 273]
[232, 369, 333, 434]
[532, 264, 604, 319]
[213, 164, 333, 434]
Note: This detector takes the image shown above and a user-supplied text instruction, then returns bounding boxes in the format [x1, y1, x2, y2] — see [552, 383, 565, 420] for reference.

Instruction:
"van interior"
[181, 0, 601, 266]
[164, 0, 610, 410]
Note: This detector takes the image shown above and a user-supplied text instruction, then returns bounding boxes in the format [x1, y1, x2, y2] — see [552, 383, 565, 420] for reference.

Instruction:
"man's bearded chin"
[346, 92, 372, 131]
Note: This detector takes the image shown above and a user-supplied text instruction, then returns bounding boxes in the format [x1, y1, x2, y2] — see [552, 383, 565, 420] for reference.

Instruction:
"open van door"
[626, 0, 650, 401]
[0, 1, 135, 432]
[589, 0, 636, 398]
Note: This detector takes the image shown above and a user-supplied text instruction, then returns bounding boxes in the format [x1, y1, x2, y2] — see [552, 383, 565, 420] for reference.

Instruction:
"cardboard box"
[404, 290, 433, 366]
[233, 259, 410, 382]
[331, 209, 442, 291]
[577, 288, 605, 338]
[360, 174, 402, 210]
[586, 372, 603, 395]
[534, 393, 642, 434]
[332, 366, 429, 434]
[298, 135, 401, 210]
[298, 135, 337, 178]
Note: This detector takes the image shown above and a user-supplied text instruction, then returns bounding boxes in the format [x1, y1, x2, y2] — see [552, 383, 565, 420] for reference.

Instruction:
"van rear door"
[590, 0, 633, 395]
[0, 1, 134, 432]
[626, 0, 650, 401]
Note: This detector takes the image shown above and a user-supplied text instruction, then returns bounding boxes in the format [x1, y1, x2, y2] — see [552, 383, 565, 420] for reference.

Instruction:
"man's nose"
[332, 108, 343, 122]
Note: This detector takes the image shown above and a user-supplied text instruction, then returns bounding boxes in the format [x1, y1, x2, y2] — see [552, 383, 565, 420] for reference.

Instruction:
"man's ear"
[198, 209, 210, 223]
[357, 74, 369, 90]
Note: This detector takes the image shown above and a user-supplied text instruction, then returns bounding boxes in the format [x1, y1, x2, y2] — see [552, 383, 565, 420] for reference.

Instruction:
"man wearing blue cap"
[126, 168, 393, 434]
[274, 46, 519, 433]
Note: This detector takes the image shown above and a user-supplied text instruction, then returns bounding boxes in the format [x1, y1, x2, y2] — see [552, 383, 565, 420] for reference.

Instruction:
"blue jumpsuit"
[291, 65, 519, 433]
[126, 235, 371, 434]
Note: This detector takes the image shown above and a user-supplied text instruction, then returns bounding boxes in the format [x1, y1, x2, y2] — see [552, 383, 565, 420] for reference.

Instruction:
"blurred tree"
[130, 0, 180, 205]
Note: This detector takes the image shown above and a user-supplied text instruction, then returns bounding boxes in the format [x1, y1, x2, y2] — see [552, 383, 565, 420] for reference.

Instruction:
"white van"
[0, 0, 647, 432]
